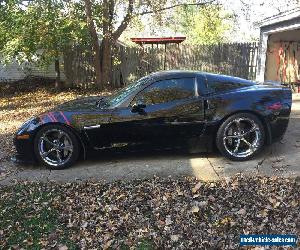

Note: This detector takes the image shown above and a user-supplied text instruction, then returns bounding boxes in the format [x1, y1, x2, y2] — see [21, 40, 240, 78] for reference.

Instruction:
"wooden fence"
[63, 42, 259, 89]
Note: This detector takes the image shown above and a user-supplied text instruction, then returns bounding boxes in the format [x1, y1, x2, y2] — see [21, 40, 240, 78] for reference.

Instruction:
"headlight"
[17, 118, 37, 134]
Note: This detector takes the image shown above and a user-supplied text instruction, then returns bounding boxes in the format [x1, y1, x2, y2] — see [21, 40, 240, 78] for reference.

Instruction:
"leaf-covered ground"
[0, 175, 299, 249]
[0, 86, 105, 178]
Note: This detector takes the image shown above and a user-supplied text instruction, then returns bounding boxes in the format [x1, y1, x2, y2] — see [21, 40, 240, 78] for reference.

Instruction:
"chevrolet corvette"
[13, 71, 292, 169]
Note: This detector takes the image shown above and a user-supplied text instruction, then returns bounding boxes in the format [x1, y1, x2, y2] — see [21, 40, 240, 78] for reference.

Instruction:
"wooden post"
[164, 43, 167, 70]
[54, 58, 62, 89]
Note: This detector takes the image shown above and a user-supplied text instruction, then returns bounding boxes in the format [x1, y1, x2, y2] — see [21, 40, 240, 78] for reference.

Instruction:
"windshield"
[104, 76, 150, 107]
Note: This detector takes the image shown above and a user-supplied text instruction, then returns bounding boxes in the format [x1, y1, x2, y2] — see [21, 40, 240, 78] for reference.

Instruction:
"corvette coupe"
[14, 70, 292, 169]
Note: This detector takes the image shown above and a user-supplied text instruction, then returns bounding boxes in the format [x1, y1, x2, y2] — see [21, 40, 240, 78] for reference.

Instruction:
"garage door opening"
[265, 29, 300, 92]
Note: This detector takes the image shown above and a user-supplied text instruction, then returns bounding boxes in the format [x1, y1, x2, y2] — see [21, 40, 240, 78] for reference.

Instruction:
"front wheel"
[34, 124, 80, 169]
[216, 113, 265, 161]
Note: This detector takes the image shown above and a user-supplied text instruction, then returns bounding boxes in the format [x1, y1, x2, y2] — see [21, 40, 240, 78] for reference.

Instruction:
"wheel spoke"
[62, 145, 73, 151]
[233, 139, 241, 153]
[241, 138, 252, 148]
[42, 147, 55, 157]
[57, 131, 64, 140]
[234, 120, 241, 134]
[242, 125, 258, 136]
[56, 150, 62, 163]
[41, 137, 55, 146]
[225, 135, 240, 139]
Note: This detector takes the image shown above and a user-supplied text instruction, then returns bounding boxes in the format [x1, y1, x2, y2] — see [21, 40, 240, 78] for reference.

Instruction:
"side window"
[133, 78, 195, 105]
[208, 80, 245, 93]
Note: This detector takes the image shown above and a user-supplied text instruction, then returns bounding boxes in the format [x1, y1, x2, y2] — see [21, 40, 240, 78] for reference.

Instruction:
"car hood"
[52, 96, 107, 112]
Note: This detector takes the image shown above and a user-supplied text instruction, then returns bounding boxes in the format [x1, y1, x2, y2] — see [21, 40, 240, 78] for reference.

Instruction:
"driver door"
[107, 77, 205, 146]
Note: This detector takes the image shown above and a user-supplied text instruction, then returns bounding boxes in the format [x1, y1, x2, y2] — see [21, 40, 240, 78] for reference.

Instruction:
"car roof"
[148, 70, 255, 84]
[203, 72, 255, 85]
[149, 70, 200, 80]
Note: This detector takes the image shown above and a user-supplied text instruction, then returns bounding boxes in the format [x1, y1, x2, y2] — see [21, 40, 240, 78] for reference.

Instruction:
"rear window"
[207, 76, 254, 93]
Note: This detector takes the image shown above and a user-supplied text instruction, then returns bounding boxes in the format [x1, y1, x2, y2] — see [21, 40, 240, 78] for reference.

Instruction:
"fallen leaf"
[58, 245, 68, 250]
[291, 200, 298, 207]
[237, 208, 246, 215]
[268, 197, 276, 204]
[191, 206, 200, 213]
[198, 201, 207, 207]
[171, 234, 180, 242]
[192, 182, 202, 193]
[103, 240, 113, 250]
[208, 195, 215, 202]
[165, 216, 173, 225]
[81, 222, 88, 228]
[260, 209, 268, 217]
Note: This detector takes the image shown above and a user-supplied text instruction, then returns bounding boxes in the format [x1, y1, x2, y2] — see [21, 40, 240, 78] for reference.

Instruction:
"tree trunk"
[101, 0, 133, 89]
[101, 0, 114, 89]
[84, 0, 102, 89]
[54, 58, 62, 90]
[63, 48, 74, 88]
[85, 0, 133, 89]
[92, 38, 102, 89]
[100, 37, 113, 89]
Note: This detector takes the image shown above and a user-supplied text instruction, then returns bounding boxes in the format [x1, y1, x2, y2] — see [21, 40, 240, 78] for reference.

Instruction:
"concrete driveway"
[1, 94, 300, 185]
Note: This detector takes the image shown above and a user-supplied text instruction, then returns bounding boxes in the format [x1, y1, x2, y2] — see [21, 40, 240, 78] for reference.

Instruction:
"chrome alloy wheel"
[38, 129, 73, 167]
[222, 118, 262, 158]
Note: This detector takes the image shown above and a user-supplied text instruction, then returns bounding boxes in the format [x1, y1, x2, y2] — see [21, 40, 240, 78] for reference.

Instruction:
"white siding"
[27, 62, 65, 80]
[0, 60, 26, 82]
[0, 58, 65, 82]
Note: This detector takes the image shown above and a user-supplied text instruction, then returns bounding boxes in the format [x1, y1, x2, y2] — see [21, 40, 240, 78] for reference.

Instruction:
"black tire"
[216, 113, 265, 161]
[34, 124, 80, 169]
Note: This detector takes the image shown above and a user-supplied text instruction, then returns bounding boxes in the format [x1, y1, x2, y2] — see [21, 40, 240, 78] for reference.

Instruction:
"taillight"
[267, 102, 282, 110]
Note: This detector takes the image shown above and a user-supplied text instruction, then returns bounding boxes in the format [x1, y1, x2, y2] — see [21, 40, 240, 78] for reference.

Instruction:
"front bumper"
[13, 135, 36, 165]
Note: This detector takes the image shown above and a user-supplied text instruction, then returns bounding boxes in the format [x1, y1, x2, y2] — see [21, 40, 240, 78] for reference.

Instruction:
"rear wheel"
[34, 125, 79, 169]
[216, 113, 265, 161]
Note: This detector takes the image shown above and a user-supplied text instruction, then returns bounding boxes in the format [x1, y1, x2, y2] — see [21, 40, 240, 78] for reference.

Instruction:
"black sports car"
[14, 70, 292, 169]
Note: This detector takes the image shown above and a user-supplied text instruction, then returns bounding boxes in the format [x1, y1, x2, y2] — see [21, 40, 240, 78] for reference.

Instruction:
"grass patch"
[137, 239, 155, 250]
[0, 183, 76, 249]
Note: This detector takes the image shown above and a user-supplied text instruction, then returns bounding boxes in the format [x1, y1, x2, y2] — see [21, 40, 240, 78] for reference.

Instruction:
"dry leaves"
[192, 182, 202, 193]
[191, 205, 200, 213]
[0, 175, 299, 249]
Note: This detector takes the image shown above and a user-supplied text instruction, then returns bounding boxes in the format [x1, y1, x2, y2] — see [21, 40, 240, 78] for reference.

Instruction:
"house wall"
[28, 62, 65, 80]
[0, 58, 65, 82]
[0, 60, 26, 82]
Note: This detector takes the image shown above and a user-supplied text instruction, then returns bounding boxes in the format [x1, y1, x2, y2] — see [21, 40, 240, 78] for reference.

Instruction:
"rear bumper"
[270, 117, 290, 143]
[268, 107, 291, 143]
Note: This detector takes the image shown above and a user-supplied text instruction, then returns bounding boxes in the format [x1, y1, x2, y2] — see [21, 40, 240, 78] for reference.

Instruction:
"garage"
[256, 8, 300, 92]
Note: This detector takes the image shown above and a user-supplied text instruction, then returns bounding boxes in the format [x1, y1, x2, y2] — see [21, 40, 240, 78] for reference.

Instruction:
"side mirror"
[131, 102, 146, 113]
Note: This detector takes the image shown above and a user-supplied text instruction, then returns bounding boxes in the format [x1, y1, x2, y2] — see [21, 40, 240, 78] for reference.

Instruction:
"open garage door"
[265, 29, 300, 92]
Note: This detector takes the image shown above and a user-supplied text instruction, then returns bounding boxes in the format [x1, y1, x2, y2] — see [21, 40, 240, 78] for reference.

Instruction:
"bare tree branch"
[137, 1, 215, 15]
[113, 0, 134, 40]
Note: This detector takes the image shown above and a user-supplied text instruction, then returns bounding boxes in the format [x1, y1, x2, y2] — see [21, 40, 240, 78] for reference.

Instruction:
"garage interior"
[265, 29, 300, 91]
